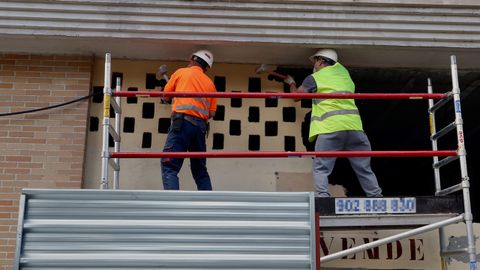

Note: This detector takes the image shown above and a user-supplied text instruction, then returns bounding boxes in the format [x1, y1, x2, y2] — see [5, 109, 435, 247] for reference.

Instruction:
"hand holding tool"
[255, 64, 288, 80]
[156, 64, 170, 82]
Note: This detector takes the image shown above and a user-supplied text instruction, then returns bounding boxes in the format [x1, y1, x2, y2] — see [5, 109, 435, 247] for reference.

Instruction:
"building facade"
[1, 1, 480, 269]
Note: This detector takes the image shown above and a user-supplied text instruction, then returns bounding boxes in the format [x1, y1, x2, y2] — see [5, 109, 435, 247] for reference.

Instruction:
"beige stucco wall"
[84, 58, 312, 191]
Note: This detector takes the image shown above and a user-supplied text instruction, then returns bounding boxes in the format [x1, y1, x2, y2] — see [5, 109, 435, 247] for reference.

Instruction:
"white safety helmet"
[191, 50, 214, 68]
[309, 49, 338, 63]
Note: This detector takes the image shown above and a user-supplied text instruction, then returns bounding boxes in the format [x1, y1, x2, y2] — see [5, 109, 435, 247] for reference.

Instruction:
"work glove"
[283, 75, 296, 86]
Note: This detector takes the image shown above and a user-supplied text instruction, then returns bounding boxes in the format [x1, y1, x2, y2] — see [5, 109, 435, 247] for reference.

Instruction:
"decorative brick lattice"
[88, 73, 310, 152]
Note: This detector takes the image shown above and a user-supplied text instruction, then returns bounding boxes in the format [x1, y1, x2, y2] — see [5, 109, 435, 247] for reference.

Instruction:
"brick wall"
[0, 53, 93, 270]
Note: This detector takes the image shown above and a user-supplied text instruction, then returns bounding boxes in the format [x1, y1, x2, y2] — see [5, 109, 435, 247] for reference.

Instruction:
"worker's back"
[164, 66, 216, 120]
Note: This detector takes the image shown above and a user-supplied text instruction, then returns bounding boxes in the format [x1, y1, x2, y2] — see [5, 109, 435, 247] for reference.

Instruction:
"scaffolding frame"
[100, 53, 477, 269]
[429, 57, 476, 269]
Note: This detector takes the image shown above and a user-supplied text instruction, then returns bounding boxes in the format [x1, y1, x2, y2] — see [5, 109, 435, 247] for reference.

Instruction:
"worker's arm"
[209, 111, 216, 119]
[283, 75, 304, 101]
[162, 71, 179, 103]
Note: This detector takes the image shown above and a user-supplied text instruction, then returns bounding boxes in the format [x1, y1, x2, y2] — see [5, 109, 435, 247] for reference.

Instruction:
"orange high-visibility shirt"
[164, 66, 217, 120]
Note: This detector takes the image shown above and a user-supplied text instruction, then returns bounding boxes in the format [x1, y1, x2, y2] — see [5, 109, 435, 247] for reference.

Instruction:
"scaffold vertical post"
[451, 55, 477, 270]
[113, 77, 122, 189]
[428, 78, 448, 268]
[428, 78, 442, 192]
[100, 53, 112, 190]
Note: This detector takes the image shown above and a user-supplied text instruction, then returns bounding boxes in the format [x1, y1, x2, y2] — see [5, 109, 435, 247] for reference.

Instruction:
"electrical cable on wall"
[0, 92, 102, 117]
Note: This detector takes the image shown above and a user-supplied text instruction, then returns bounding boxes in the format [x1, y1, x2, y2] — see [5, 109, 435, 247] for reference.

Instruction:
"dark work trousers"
[161, 116, 212, 190]
[313, 130, 382, 197]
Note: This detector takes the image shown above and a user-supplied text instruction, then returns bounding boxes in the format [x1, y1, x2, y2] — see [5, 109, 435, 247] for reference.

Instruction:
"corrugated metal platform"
[15, 189, 317, 270]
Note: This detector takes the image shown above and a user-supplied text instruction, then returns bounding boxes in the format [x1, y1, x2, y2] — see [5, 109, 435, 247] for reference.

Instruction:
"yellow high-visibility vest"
[309, 62, 363, 142]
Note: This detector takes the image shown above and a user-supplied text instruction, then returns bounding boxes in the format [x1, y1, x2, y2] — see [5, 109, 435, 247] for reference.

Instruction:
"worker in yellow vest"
[284, 49, 382, 197]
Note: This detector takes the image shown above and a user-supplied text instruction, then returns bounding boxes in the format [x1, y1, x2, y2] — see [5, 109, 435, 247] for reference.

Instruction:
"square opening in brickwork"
[248, 77, 261, 92]
[146, 73, 156, 89]
[158, 118, 170, 133]
[110, 105, 115, 119]
[231, 91, 242, 108]
[146, 73, 165, 89]
[284, 136, 296, 151]
[112, 72, 123, 89]
[301, 99, 312, 108]
[265, 97, 278, 107]
[213, 105, 225, 121]
[127, 87, 138, 104]
[212, 133, 224, 150]
[142, 102, 155, 119]
[89, 116, 99, 132]
[142, 132, 152, 148]
[283, 107, 296, 122]
[229, 120, 241, 136]
[249, 135, 260, 151]
[214, 76, 226, 92]
[265, 121, 278, 136]
[123, 117, 135, 133]
[92, 86, 103, 103]
[109, 134, 114, 147]
[248, 107, 259, 122]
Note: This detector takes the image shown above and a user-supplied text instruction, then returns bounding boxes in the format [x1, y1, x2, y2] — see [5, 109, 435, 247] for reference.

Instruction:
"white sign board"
[335, 198, 416, 214]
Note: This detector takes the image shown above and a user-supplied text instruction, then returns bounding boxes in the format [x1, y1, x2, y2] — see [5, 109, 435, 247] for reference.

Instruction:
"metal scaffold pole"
[320, 215, 464, 263]
[100, 53, 112, 190]
[113, 77, 122, 189]
[450, 55, 477, 270]
[428, 78, 450, 269]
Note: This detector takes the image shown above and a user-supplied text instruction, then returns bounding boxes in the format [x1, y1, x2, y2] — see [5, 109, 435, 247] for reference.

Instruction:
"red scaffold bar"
[111, 150, 457, 159]
[112, 91, 449, 100]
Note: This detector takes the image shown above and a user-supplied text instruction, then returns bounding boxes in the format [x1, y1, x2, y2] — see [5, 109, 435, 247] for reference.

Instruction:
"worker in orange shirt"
[161, 50, 217, 190]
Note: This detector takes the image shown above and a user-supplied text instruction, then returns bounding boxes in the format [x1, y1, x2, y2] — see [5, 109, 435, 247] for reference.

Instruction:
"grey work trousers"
[313, 130, 382, 197]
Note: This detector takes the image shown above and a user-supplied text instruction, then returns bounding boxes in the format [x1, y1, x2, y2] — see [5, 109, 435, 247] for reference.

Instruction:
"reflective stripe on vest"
[194, 97, 211, 108]
[176, 104, 210, 117]
[311, 109, 359, 123]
